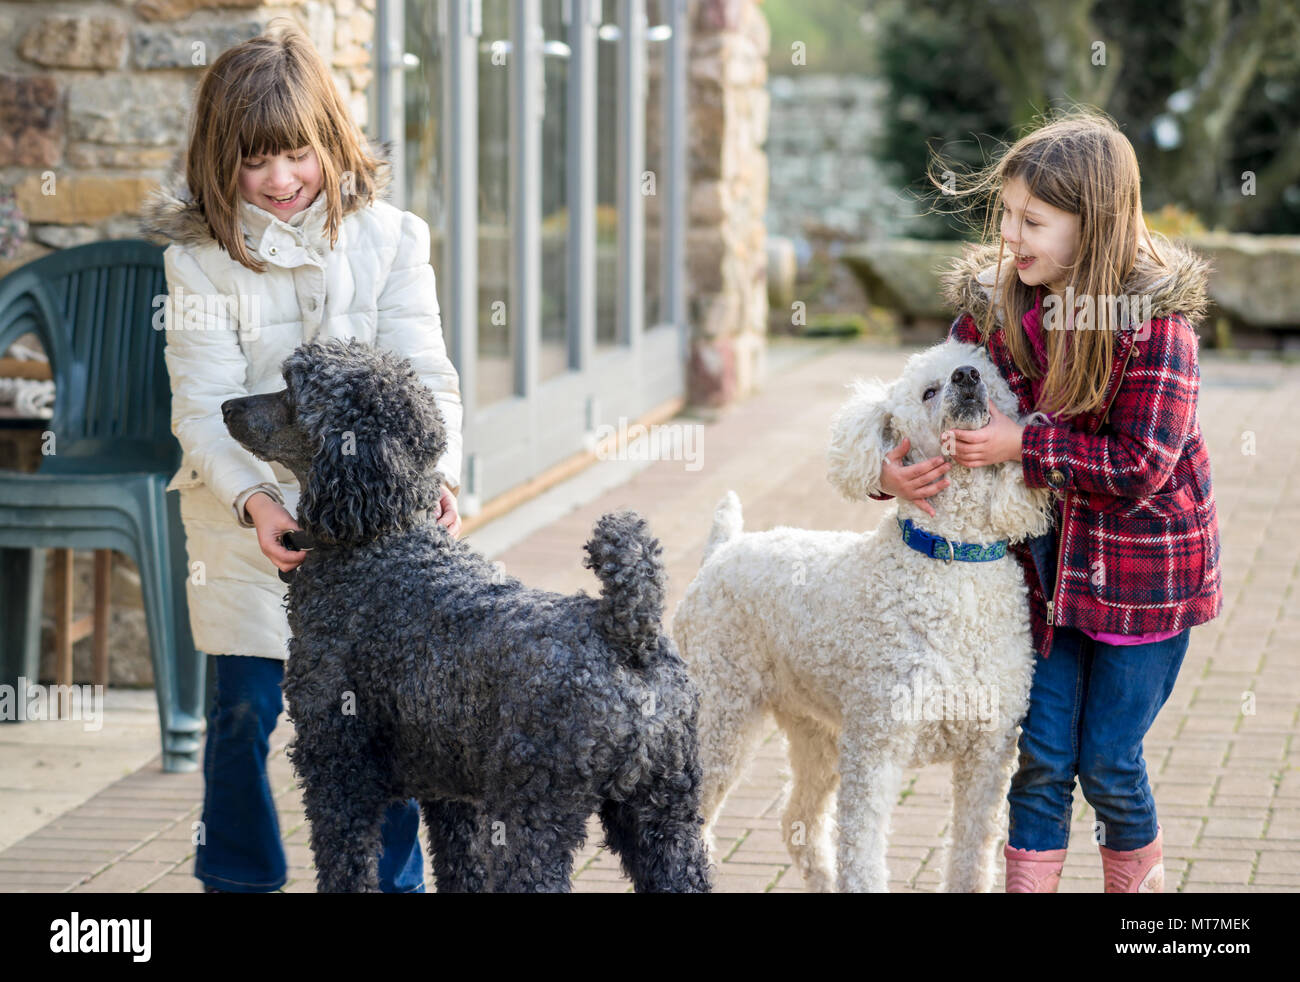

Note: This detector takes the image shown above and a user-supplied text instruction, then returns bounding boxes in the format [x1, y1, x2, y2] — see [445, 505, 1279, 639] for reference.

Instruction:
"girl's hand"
[431, 486, 462, 538]
[246, 492, 307, 573]
[946, 402, 1024, 468]
[879, 437, 951, 519]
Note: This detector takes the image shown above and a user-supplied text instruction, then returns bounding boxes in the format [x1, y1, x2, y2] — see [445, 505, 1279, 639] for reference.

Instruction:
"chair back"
[0, 240, 178, 474]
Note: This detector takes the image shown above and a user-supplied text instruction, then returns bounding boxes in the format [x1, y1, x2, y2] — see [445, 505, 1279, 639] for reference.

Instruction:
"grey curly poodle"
[220, 338, 711, 893]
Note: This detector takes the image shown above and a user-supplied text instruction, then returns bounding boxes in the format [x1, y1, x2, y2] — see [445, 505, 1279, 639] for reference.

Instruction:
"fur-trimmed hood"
[938, 237, 1212, 330]
[137, 140, 395, 249]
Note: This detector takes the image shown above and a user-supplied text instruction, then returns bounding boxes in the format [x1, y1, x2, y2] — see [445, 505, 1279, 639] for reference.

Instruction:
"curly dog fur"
[221, 339, 711, 893]
[673, 340, 1054, 892]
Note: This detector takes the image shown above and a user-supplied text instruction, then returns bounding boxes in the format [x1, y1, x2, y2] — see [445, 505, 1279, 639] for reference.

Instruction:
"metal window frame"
[616, 0, 646, 350]
[664, 0, 687, 354]
[567, 0, 598, 373]
[509, 0, 541, 400]
[374, 0, 406, 210]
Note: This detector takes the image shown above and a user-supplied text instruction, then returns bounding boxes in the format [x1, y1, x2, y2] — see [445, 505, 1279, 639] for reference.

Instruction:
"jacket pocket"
[1087, 485, 1206, 607]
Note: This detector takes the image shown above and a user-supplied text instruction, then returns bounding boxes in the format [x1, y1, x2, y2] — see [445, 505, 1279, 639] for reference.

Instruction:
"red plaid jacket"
[947, 310, 1223, 657]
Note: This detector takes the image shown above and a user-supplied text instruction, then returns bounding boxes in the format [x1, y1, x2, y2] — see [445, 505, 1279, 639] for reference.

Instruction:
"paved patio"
[1, 336, 1297, 892]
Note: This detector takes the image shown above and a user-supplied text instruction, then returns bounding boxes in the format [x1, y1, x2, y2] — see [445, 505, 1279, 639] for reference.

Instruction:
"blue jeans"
[194, 654, 424, 892]
[1007, 626, 1190, 852]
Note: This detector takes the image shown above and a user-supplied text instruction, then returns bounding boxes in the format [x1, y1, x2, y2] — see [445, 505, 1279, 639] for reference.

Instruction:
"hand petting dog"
[945, 401, 1025, 468]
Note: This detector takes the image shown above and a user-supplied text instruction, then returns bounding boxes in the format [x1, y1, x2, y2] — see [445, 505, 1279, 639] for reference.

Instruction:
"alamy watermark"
[151, 286, 262, 342]
[0, 677, 103, 731]
[890, 677, 1000, 731]
[587, 417, 704, 471]
[1042, 288, 1153, 340]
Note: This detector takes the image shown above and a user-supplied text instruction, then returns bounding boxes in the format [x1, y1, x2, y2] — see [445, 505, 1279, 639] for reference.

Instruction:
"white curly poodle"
[672, 339, 1054, 892]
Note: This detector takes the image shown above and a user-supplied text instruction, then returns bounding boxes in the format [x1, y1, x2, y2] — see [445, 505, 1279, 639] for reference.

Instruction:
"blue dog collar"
[896, 517, 1008, 564]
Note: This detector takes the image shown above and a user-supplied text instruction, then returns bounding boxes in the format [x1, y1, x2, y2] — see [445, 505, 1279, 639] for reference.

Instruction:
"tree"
[873, 0, 1300, 234]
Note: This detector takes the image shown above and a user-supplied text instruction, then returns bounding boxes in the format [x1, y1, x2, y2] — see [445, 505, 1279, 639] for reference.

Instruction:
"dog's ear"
[299, 424, 443, 545]
[289, 340, 447, 545]
[827, 378, 900, 501]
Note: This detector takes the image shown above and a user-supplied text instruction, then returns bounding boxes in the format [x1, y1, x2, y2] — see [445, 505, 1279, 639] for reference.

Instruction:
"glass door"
[389, 0, 688, 514]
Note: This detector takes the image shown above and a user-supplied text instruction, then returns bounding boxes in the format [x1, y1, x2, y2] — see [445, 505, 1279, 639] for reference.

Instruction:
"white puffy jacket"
[138, 153, 462, 659]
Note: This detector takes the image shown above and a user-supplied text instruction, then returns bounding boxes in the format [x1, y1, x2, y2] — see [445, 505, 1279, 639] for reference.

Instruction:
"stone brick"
[66, 75, 188, 145]
[0, 73, 61, 167]
[573, 877, 632, 893]
[0, 870, 80, 889]
[1202, 816, 1266, 838]
[15, 174, 160, 224]
[1187, 859, 1253, 884]
[30, 225, 100, 249]
[141, 871, 203, 892]
[66, 143, 179, 170]
[133, 0, 262, 23]
[125, 838, 195, 864]
[713, 869, 780, 893]
[1256, 851, 1300, 874]
[1, 844, 125, 863]
[0, 856, 100, 875]
[688, 334, 737, 407]
[19, 16, 127, 69]
[75, 859, 174, 892]
[131, 21, 268, 70]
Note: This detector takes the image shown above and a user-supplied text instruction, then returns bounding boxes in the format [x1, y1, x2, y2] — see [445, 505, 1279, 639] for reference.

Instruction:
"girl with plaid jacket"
[875, 110, 1222, 893]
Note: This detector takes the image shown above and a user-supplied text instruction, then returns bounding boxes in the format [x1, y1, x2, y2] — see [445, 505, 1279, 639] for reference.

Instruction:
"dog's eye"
[923, 386, 939, 401]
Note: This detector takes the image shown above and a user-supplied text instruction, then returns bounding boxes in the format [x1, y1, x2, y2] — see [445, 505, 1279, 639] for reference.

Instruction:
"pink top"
[1021, 294, 1182, 647]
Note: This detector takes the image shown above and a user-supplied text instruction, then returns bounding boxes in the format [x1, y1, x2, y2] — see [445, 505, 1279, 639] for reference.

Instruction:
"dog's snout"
[951, 365, 981, 388]
[221, 399, 238, 423]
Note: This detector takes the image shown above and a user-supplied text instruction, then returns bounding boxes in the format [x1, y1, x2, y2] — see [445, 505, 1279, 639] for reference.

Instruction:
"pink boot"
[1003, 843, 1067, 892]
[1099, 825, 1164, 893]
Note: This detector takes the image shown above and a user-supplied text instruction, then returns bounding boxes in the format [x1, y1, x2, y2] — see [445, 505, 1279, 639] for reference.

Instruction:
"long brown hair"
[929, 107, 1171, 417]
[182, 18, 388, 272]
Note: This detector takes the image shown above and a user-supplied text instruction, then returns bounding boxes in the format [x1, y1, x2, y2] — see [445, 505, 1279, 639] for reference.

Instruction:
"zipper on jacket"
[1046, 492, 1070, 626]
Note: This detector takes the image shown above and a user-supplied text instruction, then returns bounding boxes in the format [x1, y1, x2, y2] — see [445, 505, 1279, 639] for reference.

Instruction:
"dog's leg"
[422, 798, 488, 893]
[836, 725, 908, 893]
[290, 727, 392, 893]
[943, 731, 1019, 892]
[695, 693, 770, 862]
[773, 711, 839, 893]
[483, 806, 589, 893]
[599, 783, 712, 893]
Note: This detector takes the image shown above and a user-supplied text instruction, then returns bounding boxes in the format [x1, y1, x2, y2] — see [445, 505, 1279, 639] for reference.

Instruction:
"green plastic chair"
[0, 239, 204, 772]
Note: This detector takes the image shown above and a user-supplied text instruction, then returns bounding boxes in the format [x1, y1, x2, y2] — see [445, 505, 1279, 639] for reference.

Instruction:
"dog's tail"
[583, 511, 666, 668]
[701, 490, 744, 564]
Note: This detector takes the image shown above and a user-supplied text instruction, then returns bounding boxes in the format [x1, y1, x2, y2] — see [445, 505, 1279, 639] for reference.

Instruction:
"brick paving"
[1, 338, 1296, 893]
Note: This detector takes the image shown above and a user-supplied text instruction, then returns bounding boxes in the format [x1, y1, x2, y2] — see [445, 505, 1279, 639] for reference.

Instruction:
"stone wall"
[686, 0, 769, 408]
[0, 0, 374, 275]
[765, 73, 910, 242]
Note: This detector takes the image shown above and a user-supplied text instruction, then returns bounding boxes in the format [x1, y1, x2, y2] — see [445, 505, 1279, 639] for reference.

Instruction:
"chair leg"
[53, 548, 73, 717]
[92, 549, 111, 688]
[0, 547, 45, 705]
[165, 489, 204, 767]
[132, 489, 203, 772]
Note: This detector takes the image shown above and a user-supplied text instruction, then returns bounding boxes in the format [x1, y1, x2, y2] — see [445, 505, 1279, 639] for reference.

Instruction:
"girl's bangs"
[236, 96, 316, 160]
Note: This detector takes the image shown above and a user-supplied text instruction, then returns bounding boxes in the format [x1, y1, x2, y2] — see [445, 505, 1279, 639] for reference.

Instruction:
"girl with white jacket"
[139, 22, 462, 893]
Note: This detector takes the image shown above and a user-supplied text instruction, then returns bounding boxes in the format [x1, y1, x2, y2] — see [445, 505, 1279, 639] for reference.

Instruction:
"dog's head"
[222, 339, 447, 546]
[827, 340, 1052, 542]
